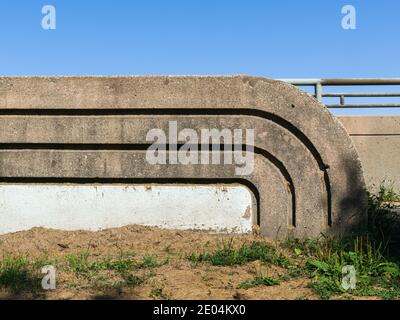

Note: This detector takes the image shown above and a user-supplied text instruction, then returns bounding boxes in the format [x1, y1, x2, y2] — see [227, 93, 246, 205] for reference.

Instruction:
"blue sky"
[0, 0, 399, 114]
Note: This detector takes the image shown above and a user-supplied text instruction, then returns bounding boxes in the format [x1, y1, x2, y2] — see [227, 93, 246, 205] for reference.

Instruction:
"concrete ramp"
[0, 76, 367, 239]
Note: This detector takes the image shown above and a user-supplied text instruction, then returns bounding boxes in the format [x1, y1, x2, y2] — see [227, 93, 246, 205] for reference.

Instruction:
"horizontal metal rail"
[279, 78, 400, 108]
[328, 104, 400, 109]
[323, 92, 400, 97]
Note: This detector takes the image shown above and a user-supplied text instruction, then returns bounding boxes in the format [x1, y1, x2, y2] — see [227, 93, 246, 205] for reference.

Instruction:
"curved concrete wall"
[0, 76, 368, 239]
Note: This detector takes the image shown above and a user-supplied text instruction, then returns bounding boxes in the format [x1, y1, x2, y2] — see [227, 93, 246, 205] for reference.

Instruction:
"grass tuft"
[63, 252, 165, 292]
[188, 240, 289, 267]
[238, 274, 280, 289]
[0, 256, 44, 296]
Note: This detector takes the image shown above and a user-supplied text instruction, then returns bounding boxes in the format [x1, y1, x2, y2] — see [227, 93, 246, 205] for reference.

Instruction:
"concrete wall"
[0, 76, 368, 239]
[338, 116, 400, 192]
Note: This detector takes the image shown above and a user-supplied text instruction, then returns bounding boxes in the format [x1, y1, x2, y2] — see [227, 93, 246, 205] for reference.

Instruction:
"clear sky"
[0, 0, 399, 115]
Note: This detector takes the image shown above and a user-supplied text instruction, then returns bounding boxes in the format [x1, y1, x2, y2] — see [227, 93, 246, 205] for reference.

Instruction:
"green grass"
[238, 274, 280, 289]
[0, 256, 44, 296]
[66, 252, 92, 274]
[367, 185, 400, 249]
[0, 251, 166, 296]
[285, 236, 400, 299]
[149, 285, 170, 300]
[188, 239, 289, 267]
[93, 273, 144, 291]
[64, 252, 164, 291]
[376, 183, 400, 203]
[137, 255, 168, 269]
[280, 186, 400, 299]
[66, 253, 164, 275]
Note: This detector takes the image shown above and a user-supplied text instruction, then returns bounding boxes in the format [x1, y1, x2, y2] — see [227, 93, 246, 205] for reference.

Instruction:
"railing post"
[315, 82, 323, 102]
[340, 95, 345, 105]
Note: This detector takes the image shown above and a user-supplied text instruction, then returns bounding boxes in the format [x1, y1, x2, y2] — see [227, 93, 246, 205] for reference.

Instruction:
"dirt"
[0, 225, 322, 300]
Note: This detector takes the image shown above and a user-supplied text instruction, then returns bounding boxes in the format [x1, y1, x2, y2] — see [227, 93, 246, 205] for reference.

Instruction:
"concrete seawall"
[0, 76, 368, 238]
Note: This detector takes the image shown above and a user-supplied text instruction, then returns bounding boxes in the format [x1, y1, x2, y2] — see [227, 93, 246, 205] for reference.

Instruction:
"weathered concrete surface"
[0, 185, 253, 234]
[0, 76, 368, 239]
[338, 116, 400, 192]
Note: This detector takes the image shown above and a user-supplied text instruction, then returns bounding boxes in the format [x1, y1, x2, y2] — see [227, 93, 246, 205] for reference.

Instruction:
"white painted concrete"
[0, 185, 253, 234]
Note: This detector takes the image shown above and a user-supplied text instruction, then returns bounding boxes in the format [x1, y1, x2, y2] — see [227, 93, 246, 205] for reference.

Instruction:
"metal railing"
[279, 78, 400, 108]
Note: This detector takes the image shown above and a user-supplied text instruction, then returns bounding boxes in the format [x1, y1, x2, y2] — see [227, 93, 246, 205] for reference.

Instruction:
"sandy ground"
[0, 225, 319, 300]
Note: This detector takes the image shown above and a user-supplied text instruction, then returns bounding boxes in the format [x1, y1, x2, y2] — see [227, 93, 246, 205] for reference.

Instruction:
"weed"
[367, 185, 400, 253]
[65, 252, 162, 275]
[124, 274, 144, 287]
[137, 255, 166, 269]
[93, 273, 144, 291]
[63, 252, 162, 293]
[188, 240, 288, 267]
[105, 256, 135, 273]
[149, 285, 170, 300]
[66, 252, 92, 274]
[375, 183, 400, 203]
[286, 236, 400, 299]
[238, 274, 280, 289]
